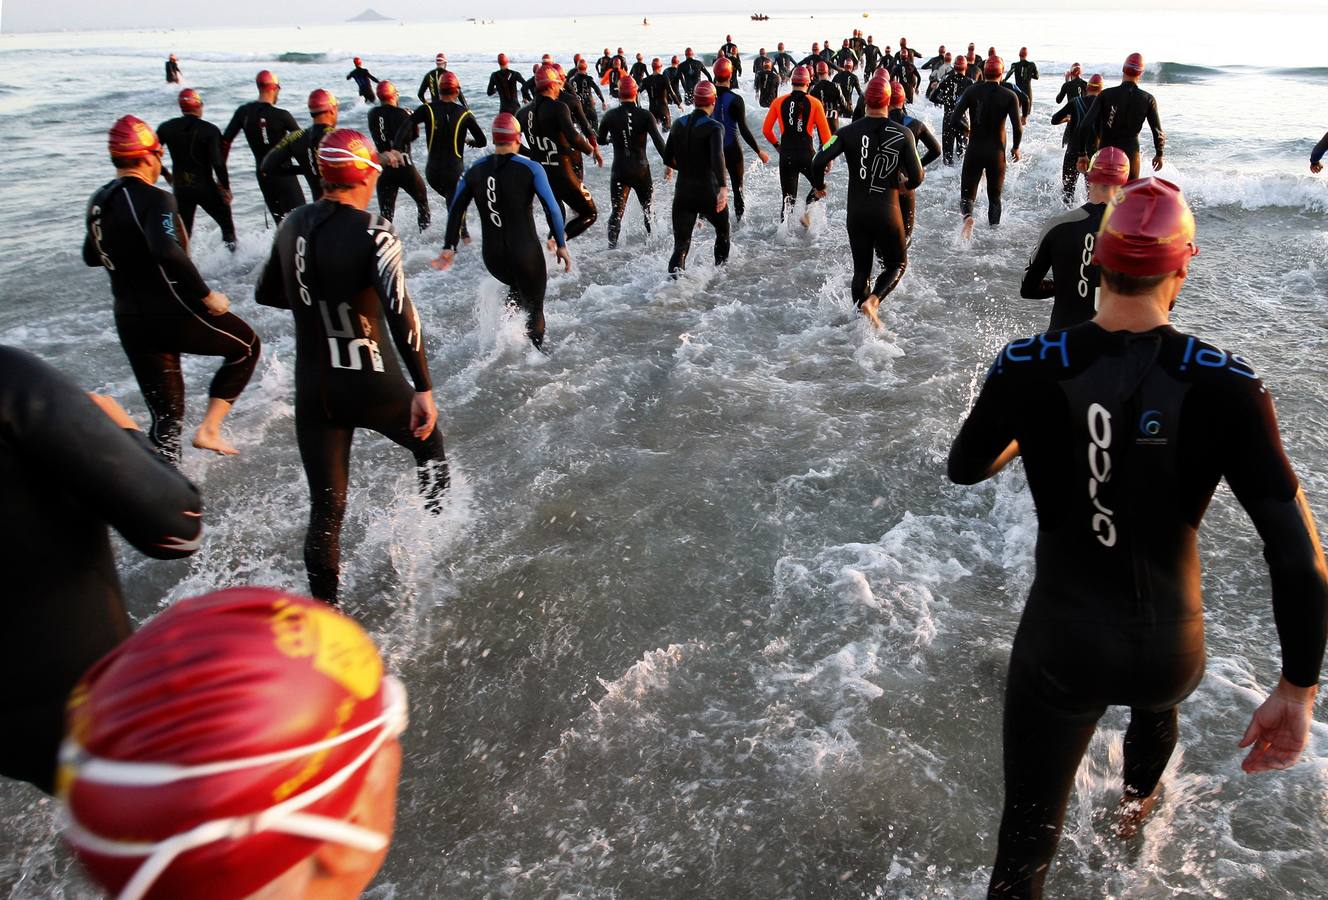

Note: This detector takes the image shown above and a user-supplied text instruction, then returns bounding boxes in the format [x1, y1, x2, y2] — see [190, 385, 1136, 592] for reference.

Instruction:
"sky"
[0, 0, 1309, 35]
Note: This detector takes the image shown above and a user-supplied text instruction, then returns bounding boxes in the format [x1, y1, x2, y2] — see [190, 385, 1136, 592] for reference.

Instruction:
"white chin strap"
[60, 676, 407, 900]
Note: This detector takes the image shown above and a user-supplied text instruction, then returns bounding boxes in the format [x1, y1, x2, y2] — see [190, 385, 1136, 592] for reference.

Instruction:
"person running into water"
[949, 176, 1327, 899]
[711, 57, 769, 223]
[488, 53, 528, 115]
[1313, 129, 1328, 173]
[1056, 62, 1086, 103]
[60, 588, 408, 900]
[1020, 147, 1128, 329]
[888, 80, 940, 244]
[418, 52, 467, 107]
[596, 76, 670, 247]
[516, 64, 600, 243]
[222, 69, 304, 223]
[833, 58, 864, 120]
[86, 116, 259, 462]
[158, 88, 237, 251]
[641, 57, 682, 129]
[763, 65, 832, 225]
[810, 75, 922, 328]
[568, 59, 607, 130]
[368, 80, 431, 232]
[346, 57, 379, 104]
[256, 129, 447, 604]
[262, 88, 340, 201]
[1052, 73, 1103, 204]
[950, 55, 1022, 237]
[664, 81, 729, 275]
[630, 52, 650, 82]
[1004, 47, 1038, 124]
[1076, 52, 1164, 180]
[754, 57, 779, 108]
[677, 48, 712, 104]
[434, 113, 572, 349]
[932, 54, 973, 165]
[771, 42, 797, 81]
[0, 347, 200, 795]
[164, 53, 181, 83]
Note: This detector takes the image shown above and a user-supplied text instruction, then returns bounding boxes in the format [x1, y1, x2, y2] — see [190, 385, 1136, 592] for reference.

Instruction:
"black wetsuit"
[255, 200, 446, 605]
[1051, 95, 1097, 204]
[713, 85, 763, 221]
[165, 59, 181, 83]
[261, 121, 333, 201]
[368, 104, 431, 231]
[222, 100, 304, 222]
[630, 60, 650, 82]
[677, 57, 713, 103]
[83, 176, 260, 464]
[810, 79, 848, 133]
[597, 102, 667, 246]
[770, 51, 797, 79]
[1019, 202, 1105, 329]
[810, 115, 922, 305]
[932, 71, 974, 164]
[663, 110, 728, 273]
[1056, 77, 1087, 104]
[720, 42, 742, 79]
[948, 323, 1328, 900]
[567, 72, 605, 130]
[861, 44, 882, 78]
[833, 70, 863, 118]
[347, 66, 379, 104]
[890, 109, 941, 243]
[1075, 81, 1164, 180]
[0, 346, 202, 795]
[517, 94, 598, 240]
[1005, 60, 1038, 118]
[641, 71, 681, 129]
[156, 114, 236, 245]
[664, 65, 684, 101]
[393, 100, 485, 238]
[595, 54, 614, 77]
[950, 81, 1022, 225]
[488, 68, 528, 114]
[755, 68, 780, 108]
[559, 89, 598, 152]
[897, 59, 921, 102]
[417, 68, 468, 107]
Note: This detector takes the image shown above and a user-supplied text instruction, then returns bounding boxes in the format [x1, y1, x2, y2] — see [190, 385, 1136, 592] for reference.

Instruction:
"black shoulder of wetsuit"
[1019, 204, 1096, 300]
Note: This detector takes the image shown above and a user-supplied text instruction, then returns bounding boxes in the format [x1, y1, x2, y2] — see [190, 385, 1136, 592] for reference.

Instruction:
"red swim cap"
[535, 63, 562, 90]
[714, 57, 733, 80]
[693, 80, 717, 106]
[1123, 52, 1144, 76]
[307, 88, 338, 114]
[255, 69, 278, 88]
[671, 55, 680, 65]
[376, 80, 398, 102]
[791, 65, 810, 86]
[953, 55, 967, 72]
[435, 52, 447, 65]
[353, 56, 362, 66]
[59, 588, 404, 900]
[1093, 178, 1199, 276]
[890, 79, 907, 108]
[497, 53, 508, 65]
[177, 88, 202, 113]
[1086, 146, 1130, 186]
[108, 115, 162, 161]
[652, 57, 662, 70]
[1087, 73, 1104, 94]
[1070, 62, 1082, 76]
[984, 55, 1004, 79]
[577, 59, 588, 72]
[1019, 47, 1028, 58]
[815, 60, 829, 75]
[438, 70, 460, 95]
[617, 75, 638, 100]
[865, 75, 890, 110]
[843, 57, 855, 69]
[685, 47, 695, 58]
[492, 112, 521, 144]
[317, 128, 382, 184]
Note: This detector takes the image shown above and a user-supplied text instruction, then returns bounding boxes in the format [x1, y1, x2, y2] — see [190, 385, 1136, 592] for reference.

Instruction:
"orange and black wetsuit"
[762, 90, 832, 220]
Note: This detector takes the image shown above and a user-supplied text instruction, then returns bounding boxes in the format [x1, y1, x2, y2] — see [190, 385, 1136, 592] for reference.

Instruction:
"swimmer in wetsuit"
[771, 43, 797, 81]
[949, 177, 1328, 899]
[630, 52, 650, 82]
[568, 60, 608, 132]
[810, 75, 922, 328]
[346, 57, 379, 104]
[157, 88, 237, 250]
[1312, 130, 1328, 173]
[516, 64, 601, 243]
[932, 55, 974, 165]
[488, 53, 528, 115]
[1056, 63, 1086, 104]
[261, 88, 339, 201]
[222, 69, 305, 224]
[950, 55, 1022, 235]
[754, 58, 780, 108]
[165, 53, 181, 83]
[86, 116, 259, 462]
[664, 81, 729, 275]
[0, 347, 201, 795]
[1052, 73, 1103, 205]
[367, 80, 431, 232]
[1003, 48, 1038, 123]
[418, 52, 468, 107]
[596, 76, 670, 247]
[888, 80, 940, 244]
[676, 48, 712, 104]
[711, 57, 770, 222]
[1019, 147, 1128, 330]
[255, 129, 447, 605]
[641, 58, 683, 129]
[433, 113, 572, 348]
[763, 66, 833, 223]
[1076, 53, 1164, 180]
[389, 71, 484, 240]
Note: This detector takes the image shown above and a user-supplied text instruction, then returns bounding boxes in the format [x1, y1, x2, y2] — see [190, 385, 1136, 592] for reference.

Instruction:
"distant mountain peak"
[348, 8, 393, 22]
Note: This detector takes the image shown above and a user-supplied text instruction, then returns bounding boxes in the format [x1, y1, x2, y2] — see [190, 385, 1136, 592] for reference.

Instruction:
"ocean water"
[1, 9, 1326, 898]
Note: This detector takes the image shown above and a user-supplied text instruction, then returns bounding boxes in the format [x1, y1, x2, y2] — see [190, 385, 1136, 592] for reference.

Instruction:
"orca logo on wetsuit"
[295, 235, 313, 306]
[1086, 401, 1117, 547]
[1078, 232, 1095, 301]
[486, 175, 502, 228]
[90, 206, 115, 270]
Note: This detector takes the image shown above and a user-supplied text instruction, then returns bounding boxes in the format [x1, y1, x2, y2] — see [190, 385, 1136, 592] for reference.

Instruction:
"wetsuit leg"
[376, 168, 402, 223]
[668, 200, 699, 273]
[701, 203, 730, 265]
[1061, 146, 1079, 206]
[402, 166, 431, 230]
[985, 152, 1006, 226]
[549, 161, 598, 240]
[1121, 707, 1179, 799]
[607, 173, 632, 248]
[778, 153, 801, 220]
[899, 188, 916, 246]
[871, 209, 908, 298]
[257, 172, 305, 224]
[847, 217, 875, 304]
[634, 174, 654, 235]
[724, 144, 746, 221]
[487, 241, 548, 347]
[427, 160, 468, 239]
[175, 190, 199, 238]
[959, 149, 984, 219]
[942, 123, 957, 166]
[193, 183, 237, 244]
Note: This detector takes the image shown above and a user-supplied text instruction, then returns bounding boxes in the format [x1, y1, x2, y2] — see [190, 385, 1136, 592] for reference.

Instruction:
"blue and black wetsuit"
[948, 323, 1328, 899]
[950, 81, 1022, 225]
[663, 109, 728, 273]
[368, 104, 431, 231]
[1019, 202, 1106, 329]
[84, 176, 260, 464]
[347, 66, 379, 104]
[596, 102, 667, 247]
[444, 153, 567, 347]
[157, 114, 236, 246]
[712, 85, 763, 221]
[256, 199, 446, 605]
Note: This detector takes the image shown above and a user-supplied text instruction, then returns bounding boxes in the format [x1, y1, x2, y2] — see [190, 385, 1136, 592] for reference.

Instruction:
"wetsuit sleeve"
[1031, 63, 1039, 79]
[701, 64, 713, 81]
[569, 99, 596, 145]
[947, 355, 1019, 485]
[733, 96, 762, 153]
[556, 102, 594, 155]
[254, 232, 290, 309]
[1074, 98, 1102, 157]
[221, 105, 244, 155]
[595, 114, 611, 146]
[1007, 96, 1024, 151]
[487, 72, 500, 96]
[418, 73, 431, 104]
[898, 128, 924, 191]
[370, 221, 431, 392]
[1, 350, 203, 559]
[1312, 132, 1328, 165]
[528, 161, 567, 248]
[663, 121, 679, 169]
[1020, 226, 1056, 299]
[762, 98, 783, 146]
[809, 98, 832, 147]
[141, 190, 210, 307]
[916, 123, 941, 167]
[1221, 381, 1328, 687]
[949, 89, 974, 131]
[393, 107, 426, 151]
[1051, 103, 1071, 126]
[463, 111, 487, 148]
[809, 133, 846, 189]
[1056, 82, 1069, 104]
[667, 78, 680, 104]
[1146, 95, 1165, 156]
[260, 129, 303, 177]
[206, 124, 229, 189]
[709, 122, 726, 188]
[442, 173, 474, 253]
[647, 113, 668, 159]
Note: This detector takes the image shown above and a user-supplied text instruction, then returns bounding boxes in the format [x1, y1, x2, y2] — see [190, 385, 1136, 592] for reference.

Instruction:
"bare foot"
[799, 210, 813, 229]
[961, 216, 975, 241]
[462, 232, 473, 245]
[860, 295, 882, 329]
[547, 237, 558, 251]
[193, 426, 239, 456]
[1113, 790, 1160, 839]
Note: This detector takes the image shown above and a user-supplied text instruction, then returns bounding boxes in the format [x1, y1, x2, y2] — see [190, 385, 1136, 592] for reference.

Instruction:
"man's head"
[492, 112, 521, 153]
[900, 36, 908, 47]
[777, 42, 785, 52]
[953, 55, 967, 74]
[984, 55, 1004, 81]
[791, 65, 810, 89]
[59, 588, 405, 900]
[317, 128, 382, 199]
[577, 59, 588, 73]
[437, 70, 460, 101]
[1069, 62, 1082, 78]
[685, 47, 695, 58]
[618, 75, 639, 101]
[497, 53, 509, 68]
[535, 63, 563, 95]
[636, 52, 644, 62]
[1087, 73, 1104, 95]
[815, 60, 829, 79]
[603, 47, 610, 57]
[713, 57, 733, 84]
[651, 57, 662, 72]
[693, 80, 716, 112]
[256, 69, 279, 100]
[177, 88, 203, 117]
[671, 55, 680, 66]
[353, 56, 362, 67]
[890, 79, 907, 110]
[1019, 47, 1028, 59]
[864, 74, 890, 114]
[842, 39, 850, 49]
[107, 115, 163, 180]
[169, 53, 177, 61]
[616, 46, 624, 55]
[1094, 177, 1199, 303]
[811, 42, 820, 53]
[1085, 146, 1130, 202]
[435, 52, 446, 69]
[308, 89, 338, 126]
[376, 80, 399, 106]
[1123, 52, 1145, 80]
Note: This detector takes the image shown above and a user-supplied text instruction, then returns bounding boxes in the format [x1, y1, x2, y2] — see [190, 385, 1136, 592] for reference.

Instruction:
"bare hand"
[555, 246, 572, 272]
[431, 249, 456, 271]
[87, 393, 140, 430]
[410, 391, 438, 440]
[811, 188, 827, 200]
[716, 186, 729, 213]
[664, 167, 673, 181]
[1152, 153, 1164, 172]
[758, 150, 770, 164]
[1239, 678, 1317, 773]
[201, 291, 230, 316]
[594, 148, 605, 167]
[1076, 155, 1089, 173]
[1313, 162, 1324, 174]
[220, 187, 233, 204]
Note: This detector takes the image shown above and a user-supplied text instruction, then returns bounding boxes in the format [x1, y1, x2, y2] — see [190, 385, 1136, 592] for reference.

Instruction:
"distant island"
[348, 8, 393, 22]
